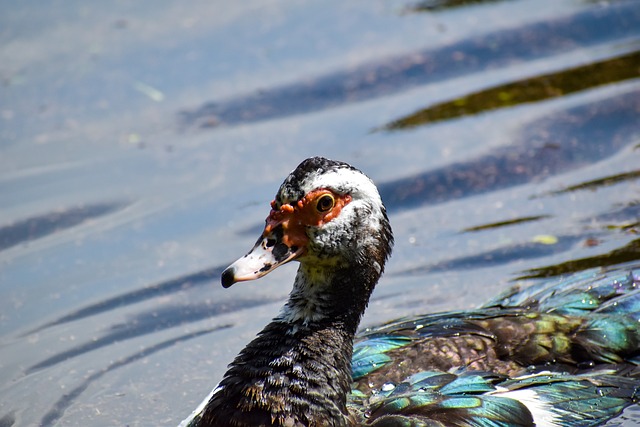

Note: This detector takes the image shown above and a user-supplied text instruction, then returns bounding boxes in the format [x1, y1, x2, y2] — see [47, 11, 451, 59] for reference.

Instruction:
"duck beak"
[221, 206, 308, 288]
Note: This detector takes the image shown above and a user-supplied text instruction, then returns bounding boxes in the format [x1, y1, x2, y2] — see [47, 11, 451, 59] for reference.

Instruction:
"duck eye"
[316, 194, 335, 213]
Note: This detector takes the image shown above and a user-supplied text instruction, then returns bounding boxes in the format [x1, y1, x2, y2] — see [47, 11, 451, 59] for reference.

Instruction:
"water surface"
[1, 0, 639, 425]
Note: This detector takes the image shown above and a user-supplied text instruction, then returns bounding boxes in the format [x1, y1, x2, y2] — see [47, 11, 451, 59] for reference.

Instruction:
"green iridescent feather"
[348, 268, 639, 426]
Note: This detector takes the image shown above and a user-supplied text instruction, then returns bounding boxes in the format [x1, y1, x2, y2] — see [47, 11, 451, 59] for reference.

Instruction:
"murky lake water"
[1, 1, 639, 425]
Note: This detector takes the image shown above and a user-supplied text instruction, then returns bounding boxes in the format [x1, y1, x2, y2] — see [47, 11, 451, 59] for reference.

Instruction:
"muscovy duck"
[180, 157, 639, 427]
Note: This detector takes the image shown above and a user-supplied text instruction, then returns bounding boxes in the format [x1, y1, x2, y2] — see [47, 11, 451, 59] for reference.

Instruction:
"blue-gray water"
[1, 1, 639, 425]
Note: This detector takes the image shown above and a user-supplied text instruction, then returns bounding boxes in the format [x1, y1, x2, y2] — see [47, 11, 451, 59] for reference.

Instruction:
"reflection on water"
[392, 235, 582, 276]
[520, 239, 640, 279]
[27, 265, 226, 334]
[0, 413, 15, 427]
[26, 296, 277, 375]
[1, 0, 640, 425]
[403, 0, 509, 13]
[39, 325, 232, 427]
[378, 90, 640, 211]
[461, 215, 552, 232]
[0, 201, 128, 252]
[380, 49, 640, 131]
[179, 1, 640, 129]
[541, 169, 640, 196]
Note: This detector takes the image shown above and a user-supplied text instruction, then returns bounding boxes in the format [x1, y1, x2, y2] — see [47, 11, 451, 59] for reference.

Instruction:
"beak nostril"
[273, 243, 290, 261]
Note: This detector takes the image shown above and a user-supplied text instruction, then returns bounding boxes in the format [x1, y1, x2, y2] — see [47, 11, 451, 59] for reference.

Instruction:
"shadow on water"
[396, 189, 640, 278]
[25, 266, 228, 335]
[26, 296, 278, 374]
[0, 413, 14, 427]
[597, 201, 640, 232]
[378, 90, 640, 212]
[462, 215, 552, 232]
[37, 325, 231, 427]
[378, 49, 640, 131]
[0, 201, 129, 252]
[392, 236, 582, 277]
[402, 0, 509, 13]
[179, 2, 640, 129]
[536, 169, 640, 197]
[518, 238, 640, 279]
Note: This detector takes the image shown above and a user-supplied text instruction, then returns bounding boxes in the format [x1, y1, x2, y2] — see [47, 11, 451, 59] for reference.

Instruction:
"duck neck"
[277, 261, 379, 334]
[198, 262, 380, 427]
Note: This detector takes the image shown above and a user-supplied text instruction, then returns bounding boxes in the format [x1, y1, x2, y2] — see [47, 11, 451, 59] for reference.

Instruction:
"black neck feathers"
[198, 262, 386, 426]
[198, 313, 356, 426]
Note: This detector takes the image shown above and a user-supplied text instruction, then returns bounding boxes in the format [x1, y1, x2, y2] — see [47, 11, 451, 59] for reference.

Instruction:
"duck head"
[221, 157, 393, 289]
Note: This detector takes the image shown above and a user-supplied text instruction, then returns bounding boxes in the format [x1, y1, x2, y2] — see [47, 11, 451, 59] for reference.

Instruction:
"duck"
[179, 156, 640, 427]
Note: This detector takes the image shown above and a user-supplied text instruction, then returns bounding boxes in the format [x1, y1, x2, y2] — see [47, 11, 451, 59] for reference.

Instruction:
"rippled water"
[1, 1, 639, 425]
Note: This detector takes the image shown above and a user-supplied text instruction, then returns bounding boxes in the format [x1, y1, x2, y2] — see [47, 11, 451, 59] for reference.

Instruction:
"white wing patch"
[490, 387, 563, 427]
[177, 384, 222, 427]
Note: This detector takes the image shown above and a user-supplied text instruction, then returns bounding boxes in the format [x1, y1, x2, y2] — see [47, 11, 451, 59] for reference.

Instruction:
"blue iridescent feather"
[349, 268, 640, 426]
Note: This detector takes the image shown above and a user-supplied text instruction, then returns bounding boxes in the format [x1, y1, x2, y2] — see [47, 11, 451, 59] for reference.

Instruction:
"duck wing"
[350, 268, 640, 426]
[350, 368, 639, 426]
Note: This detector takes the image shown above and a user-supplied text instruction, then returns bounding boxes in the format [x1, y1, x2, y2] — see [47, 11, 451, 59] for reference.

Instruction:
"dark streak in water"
[596, 201, 640, 232]
[379, 90, 640, 212]
[38, 325, 230, 427]
[179, 2, 640, 129]
[402, 0, 508, 13]
[25, 265, 226, 335]
[518, 238, 640, 279]
[26, 298, 277, 374]
[462, 215, 551, 233]
[379, 49, 640, 131]
[539, 169, 640, 197]
[0, 413, 14, 427]
[394, 193, 640, 280]
[0, 201, 128, 252]
[391, 236, 580, 276]
[406, 199, 640, 279]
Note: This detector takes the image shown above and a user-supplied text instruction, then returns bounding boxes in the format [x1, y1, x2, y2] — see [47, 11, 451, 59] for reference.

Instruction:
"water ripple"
[0, 201, 128, 252]
[180, 2, 640, 129]
[38, 325, 231, 426]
